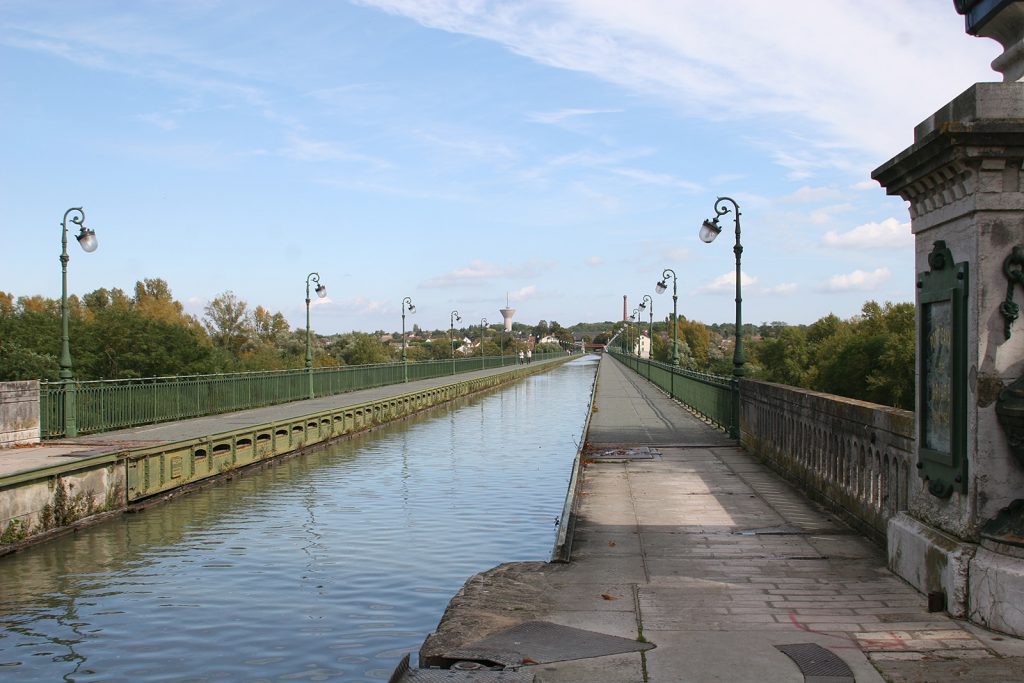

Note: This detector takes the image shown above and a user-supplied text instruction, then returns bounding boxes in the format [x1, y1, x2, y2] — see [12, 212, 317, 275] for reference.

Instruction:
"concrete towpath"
[420, 354, 1024, 682]
[0, 359, 560, 480]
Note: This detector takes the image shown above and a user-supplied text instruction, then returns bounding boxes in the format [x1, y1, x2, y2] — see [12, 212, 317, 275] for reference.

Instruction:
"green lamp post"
[58, 207, 98, 438]
[401, 296, 416, 382]
[450, 310, 461, 375]
[639, 294, 653, 371]
[479, 318, 488, 369]
[700, 196, 745, 377]
[655, 268, 679, 366]
[305, 272, 327, 399]
[626, 307, 634, 356]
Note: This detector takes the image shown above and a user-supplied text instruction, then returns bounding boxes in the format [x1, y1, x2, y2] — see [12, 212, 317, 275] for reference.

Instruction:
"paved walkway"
[421, 355, 1024, 682]
[0, 360, 555, 479]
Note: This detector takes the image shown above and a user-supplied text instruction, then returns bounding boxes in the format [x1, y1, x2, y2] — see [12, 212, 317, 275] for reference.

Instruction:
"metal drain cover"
[588, 447, 658, 461]
[736, 525, 806, 536]
[774, 643, 854, 683]
[388, 654, 535, 682]
[444, 621, 653, 666]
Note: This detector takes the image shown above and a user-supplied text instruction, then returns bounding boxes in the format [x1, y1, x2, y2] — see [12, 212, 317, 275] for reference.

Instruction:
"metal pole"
[401, 296, 414, 383]
[450, 310, 460, 375]
[59, 209, 79, 437]
[708, 197, 745, 378]
[480, 318, 488, 369]
[305, 272, 321, 400]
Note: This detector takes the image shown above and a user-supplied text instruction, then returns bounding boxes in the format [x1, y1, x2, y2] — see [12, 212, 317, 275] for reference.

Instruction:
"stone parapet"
[740, 379, 914, 543]
[0, 381, 40, 448]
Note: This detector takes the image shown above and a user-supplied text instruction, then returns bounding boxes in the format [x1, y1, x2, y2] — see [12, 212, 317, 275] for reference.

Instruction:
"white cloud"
[585, 256, 604, 267]
[822, 218, 911, 249]
[611, 167, 702, 193]
[809, 203, 854, 226]
[357, 0, 995, 160]
[762, 283, 797, 296]
[310, 296, 333, 308]
[280, 134, 390, 167]
[421, 259, 549, 288]
[509, 285, 537, 301]
[822, 267, 891, 292]
[527, 108, 622, 124]
[851, 180, 878, 191]
[780, 186, 842, 204]
[335, 296, 387, 314]
[696, 271, 757, 295]
[138, 112, 179, 131]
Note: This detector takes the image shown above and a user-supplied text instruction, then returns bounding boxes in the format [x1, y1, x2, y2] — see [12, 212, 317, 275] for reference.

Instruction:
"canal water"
[0, 356, 598, 682]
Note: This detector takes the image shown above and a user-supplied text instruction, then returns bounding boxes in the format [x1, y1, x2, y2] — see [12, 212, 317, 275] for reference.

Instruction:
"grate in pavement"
[587, 447, 659, 461]
[774, 643, 854, 683]
[388, 654, 535, 682]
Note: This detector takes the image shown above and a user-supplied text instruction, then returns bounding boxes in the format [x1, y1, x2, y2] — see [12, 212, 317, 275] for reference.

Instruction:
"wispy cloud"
[421, 259, 551, 288]
[509, 285, 537, 301]
[585, 256, 605, 267]
[280, 134, 391, 167]
[696, 271, 758, 295]
[779, 186, 842, 204]
[822, 267, 891, 292]
[357, 0, 993, 163]
[527, 108, 622, 124]
[822, 218, 911, 249]
[611, 167, 702, 193]
[762, 282, 798, 296]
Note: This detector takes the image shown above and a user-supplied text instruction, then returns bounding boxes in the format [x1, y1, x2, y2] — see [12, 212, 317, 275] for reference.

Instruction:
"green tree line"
[635, 301, 914, 410]
[0, 279, 546, 381]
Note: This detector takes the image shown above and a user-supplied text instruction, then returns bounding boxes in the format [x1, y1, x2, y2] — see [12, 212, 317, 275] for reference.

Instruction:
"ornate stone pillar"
[873, 80, 1024, 636]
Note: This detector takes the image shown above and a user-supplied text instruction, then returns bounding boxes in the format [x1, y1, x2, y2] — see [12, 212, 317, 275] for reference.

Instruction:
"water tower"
[499, 293, 515, 332]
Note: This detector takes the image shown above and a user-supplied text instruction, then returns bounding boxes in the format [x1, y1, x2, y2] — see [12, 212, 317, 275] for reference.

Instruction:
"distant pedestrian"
[526, 349, 532, 364]
[518, 350, 524, 364]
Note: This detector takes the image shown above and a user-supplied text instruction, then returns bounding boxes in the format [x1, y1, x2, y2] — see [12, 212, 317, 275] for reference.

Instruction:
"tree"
[203, 291, 250, 355]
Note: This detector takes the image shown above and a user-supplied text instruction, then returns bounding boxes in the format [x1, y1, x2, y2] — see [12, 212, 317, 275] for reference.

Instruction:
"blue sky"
[0, 1, 1000, 334]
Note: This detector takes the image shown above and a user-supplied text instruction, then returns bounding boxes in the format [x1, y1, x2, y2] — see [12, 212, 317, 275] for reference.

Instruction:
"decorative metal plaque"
[917, 241, 968, 498]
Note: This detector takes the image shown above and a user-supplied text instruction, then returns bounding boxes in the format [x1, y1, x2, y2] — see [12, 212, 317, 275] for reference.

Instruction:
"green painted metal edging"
[124, 356, 570, 500]
[608, 350, 736, 435]
[39, 352, 570, 439]
[2, 357, 572, 504]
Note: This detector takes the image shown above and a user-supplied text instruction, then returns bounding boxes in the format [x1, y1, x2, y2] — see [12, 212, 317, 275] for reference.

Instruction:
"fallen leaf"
[607, 540, 617, 547]
[521, 657, 539, 665]
[601, 593, 617, 601]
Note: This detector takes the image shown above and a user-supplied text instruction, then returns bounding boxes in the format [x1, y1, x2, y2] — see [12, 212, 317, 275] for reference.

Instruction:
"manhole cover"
[774, 643, 854, 682]
[388, 654, 535, 682]
[736, 525, 806, 536]
[445, 621, 653, 666]
[588, 447, 658, 461]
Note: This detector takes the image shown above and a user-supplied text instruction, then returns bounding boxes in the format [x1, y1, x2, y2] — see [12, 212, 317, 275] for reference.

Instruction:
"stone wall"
[1, 381, 40, 448]
[740, 379, 915, 543]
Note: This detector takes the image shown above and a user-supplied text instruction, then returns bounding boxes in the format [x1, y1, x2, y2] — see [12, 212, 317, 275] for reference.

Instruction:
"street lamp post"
[58, 207, 98, 438]
[479, 318, 488, 369]
[700, 196, 745, 377]
[450, 310, 461, 375]
[639, 294, 653, 377]
[631, 308, 640, 357]
[655, 268, 679, 366]
[700, 196, 744, 440]
[305, 272, 327, 399]
[401, 297, 416, 382]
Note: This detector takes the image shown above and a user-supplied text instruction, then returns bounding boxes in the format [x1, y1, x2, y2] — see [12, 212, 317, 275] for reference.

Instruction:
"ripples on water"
[0, 356, 597, 682]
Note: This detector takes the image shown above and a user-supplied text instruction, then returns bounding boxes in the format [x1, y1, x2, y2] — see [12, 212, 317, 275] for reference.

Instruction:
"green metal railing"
[609, 349, 738, 437]
[40, 351, 568, 439]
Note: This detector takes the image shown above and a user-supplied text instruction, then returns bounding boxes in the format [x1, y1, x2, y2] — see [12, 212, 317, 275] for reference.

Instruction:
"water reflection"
[0, 356, 597, 682]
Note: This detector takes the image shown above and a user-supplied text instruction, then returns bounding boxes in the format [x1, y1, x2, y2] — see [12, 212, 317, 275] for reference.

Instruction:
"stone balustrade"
[739, 379, 914, 544]
[1, 381, 39, 448]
